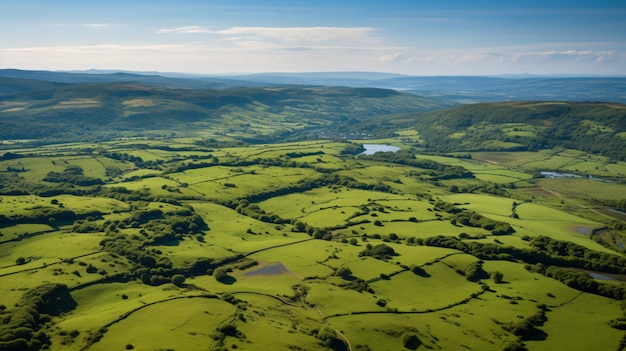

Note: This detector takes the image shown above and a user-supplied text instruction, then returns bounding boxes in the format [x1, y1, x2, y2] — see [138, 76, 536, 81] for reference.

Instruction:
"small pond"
[360, 144, 401, 155]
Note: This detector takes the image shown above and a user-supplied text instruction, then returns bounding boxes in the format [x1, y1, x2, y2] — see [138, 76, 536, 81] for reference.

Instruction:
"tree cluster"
[0, 284, 76, 351]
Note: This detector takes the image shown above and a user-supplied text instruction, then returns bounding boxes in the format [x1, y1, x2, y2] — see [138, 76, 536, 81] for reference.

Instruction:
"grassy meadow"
[0, 136, 624, 351]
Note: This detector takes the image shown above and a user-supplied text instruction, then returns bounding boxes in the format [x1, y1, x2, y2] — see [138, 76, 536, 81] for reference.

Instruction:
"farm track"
[0, 228, 58, 245]
[324, 283, 489, 320]
[540, 184, 618, 222]
[0, 250, 101, 277]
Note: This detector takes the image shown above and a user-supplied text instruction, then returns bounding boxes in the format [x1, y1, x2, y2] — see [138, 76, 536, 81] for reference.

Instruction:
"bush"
[172, 274, 186, 287]
[335, 267, 353, 279]
[214, 268, 229, 282]
[401, 332, 421, 349]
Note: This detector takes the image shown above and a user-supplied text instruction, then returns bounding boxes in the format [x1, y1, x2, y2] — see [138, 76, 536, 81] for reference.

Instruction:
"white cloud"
[378, 52, 409, 62]
[213, 26, 379, 44]
[1, 43, 624, 76]
[157, 25, 212, 34]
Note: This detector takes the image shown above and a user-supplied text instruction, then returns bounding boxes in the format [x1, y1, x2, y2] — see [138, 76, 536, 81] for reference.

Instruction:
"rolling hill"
[0, 80, 449, 140]
[408, 101, 626, 160]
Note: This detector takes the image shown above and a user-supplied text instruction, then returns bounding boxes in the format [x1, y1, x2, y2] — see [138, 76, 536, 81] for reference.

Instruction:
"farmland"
[1, 134, 625, 351]
[0, 72, 625, 351]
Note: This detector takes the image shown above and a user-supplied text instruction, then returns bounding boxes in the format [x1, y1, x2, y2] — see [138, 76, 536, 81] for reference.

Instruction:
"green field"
[1, 135, 625, 351]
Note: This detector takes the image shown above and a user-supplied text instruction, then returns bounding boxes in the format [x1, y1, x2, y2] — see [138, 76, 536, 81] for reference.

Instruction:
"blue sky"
[1, 0, 625, 75]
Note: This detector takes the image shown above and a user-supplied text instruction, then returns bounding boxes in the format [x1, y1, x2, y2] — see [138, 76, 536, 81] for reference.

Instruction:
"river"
[540, 171, 611, 183]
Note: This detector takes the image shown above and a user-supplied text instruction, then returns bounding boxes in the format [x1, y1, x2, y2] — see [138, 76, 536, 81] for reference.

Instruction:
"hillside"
[407, 101, 626, 160]
[0, 82, 449, 141]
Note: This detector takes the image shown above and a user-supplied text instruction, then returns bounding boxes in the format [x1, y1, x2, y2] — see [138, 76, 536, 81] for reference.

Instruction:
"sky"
[1, 0, 625, 76]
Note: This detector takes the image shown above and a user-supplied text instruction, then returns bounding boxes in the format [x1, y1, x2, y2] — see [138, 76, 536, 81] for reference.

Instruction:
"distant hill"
[0, 69, 270, 92]
[222, 73, 626, 104]
[0, 81, 448, 140]
[3, 69, 624, 103]
[0, 76, 66, 96]
[409, 101, 626, 160]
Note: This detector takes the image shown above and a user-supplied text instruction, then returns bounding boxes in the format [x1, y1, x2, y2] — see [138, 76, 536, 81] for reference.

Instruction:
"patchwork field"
[0, 138, 624, 351]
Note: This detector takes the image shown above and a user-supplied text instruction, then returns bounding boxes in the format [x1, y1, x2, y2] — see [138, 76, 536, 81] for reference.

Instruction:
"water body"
[244, 262, 288, 276]
[540, 171, 611, 183]
[540, 171, 581, 179]
[361, 144, 401, 155]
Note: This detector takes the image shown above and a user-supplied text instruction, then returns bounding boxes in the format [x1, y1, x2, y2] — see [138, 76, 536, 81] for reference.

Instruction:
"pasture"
[0, 138, 624, 351]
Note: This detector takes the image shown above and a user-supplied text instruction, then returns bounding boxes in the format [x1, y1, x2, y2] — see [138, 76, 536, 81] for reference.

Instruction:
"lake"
[361, 144, 401, 155]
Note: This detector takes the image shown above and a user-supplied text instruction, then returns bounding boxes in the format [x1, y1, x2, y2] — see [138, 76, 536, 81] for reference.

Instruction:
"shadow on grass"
[526, 329, 548, 341]
[217, 276, 237, 285]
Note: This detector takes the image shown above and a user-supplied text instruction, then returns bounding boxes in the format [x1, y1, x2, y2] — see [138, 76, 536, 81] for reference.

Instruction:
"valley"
[0, 71, 625, 351]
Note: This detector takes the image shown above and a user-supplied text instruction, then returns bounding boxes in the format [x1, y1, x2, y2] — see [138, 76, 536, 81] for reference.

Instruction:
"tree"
[172, 274, 186, 287]
[214, 268, 228, 282]
[401, 332, 421, 349]
[491, 271, 504, 283]
[335, 267, 353, 279]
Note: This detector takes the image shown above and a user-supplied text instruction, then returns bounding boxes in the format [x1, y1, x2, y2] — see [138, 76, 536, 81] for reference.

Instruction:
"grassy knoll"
[525, 293, 624, 351]
[369, 262, 482, 311]
[88, 297, 237, 351]
[224, 294, 328, 351]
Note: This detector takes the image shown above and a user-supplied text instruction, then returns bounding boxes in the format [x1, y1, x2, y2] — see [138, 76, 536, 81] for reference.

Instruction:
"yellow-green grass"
[305, 280, 386, 315]
[55, 194, 131, 213]
[0, 155, 126, 183]
[0, 231, 103, 268]
[513, 202, 611, 248]
[472, 151, 549, 167]
[415, 154, 501, 171]
[167, 165, 234, 185]
[582, 119, 614, 133]
[300, 207, 364, 227]
[260, 187, 407, 220]
[61, 281, 201, 343]
[337, 163, 426, 184]
[249, 240, 339, 278]
[105, 177, 200, 198]
[330, 311, 498, 351]
[472, 169, 534, 183]
[439, 193, 617, 252]
[373, 262, 482, 309]
[525, 293, 623, 351]
[477, 140, 527, 150]
[441, 193, 518, 217]
[391, 245, 464, 267]
[353, 220, 486, 240]
[481, 260, 581, 305]
[121, 168, 161, 179]
[224, 294, 326, 351]
[0, 250, 119, 307]
[0, 223, 53, 241]
[155, 236, 239, 265]
[441, 253, 480, 271]
[87, 296, 236, 351]
[186, 202, 307, 252]
[538, 177, 626, 201]
[336, 255, 404, 281]
[189, 264, 303, 297]
[424, 298, 539, 350]
[182, 166, 319, 200]
[0, 194, 129, 219]
[606, 161, 626, 176]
